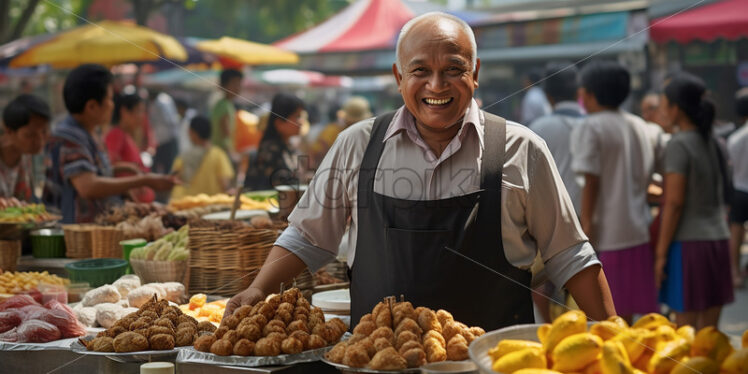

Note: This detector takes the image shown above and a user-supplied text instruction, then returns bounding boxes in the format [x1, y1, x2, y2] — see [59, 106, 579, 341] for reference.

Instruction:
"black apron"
[349, 112, 534, 331]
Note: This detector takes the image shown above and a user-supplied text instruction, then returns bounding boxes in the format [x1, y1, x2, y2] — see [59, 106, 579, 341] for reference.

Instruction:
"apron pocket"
[384, 227, 454, 296]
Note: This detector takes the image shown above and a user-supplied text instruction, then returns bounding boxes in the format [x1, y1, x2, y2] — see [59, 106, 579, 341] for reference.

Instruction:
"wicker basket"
[130, 259, 188, 283]
[0, 240, 22, 271]
[91, 226, 124, 258]
[188, 221, 279, 297]
[63, 224, 96, 258]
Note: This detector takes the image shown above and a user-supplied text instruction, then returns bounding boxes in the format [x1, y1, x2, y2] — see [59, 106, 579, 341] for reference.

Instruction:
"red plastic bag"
[18, 305, 47, 321]
[37, 307, 86, 338]
[0, 327, 18, 342]
[0, 295, 39, 311]
[0, 311, 22, 333]
[16, 320, 61, 343]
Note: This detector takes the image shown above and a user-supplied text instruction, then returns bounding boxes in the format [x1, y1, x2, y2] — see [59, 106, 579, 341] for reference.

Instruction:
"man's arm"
[565, 264, 616, 320]
[70, 172, 176, 200]
[580, 173, 599, 240]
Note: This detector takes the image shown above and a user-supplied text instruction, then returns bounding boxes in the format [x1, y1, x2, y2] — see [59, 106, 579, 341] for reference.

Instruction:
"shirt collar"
[383, 99, 483, 146]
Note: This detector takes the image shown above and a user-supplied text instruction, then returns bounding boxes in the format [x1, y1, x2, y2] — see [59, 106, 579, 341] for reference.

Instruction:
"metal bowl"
[468, 324, 541, 374]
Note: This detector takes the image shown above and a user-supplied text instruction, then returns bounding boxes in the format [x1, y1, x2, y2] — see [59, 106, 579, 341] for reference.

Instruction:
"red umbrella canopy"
[274, 0, 415, 53]
[650, 0, 748, 43]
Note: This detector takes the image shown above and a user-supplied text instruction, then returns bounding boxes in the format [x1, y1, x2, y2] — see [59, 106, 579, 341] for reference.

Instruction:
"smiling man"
[225, 13, 615, 329]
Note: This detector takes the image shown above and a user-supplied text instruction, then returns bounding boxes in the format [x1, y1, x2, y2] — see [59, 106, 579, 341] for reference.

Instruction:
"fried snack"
[296, 297, 310, 310]
[325, 342, 348, 363]
[329, 318, 347, 335]
[177, 315, 198, 327]
[289, 330, 311, 349]
[392, 302, 416, 327]
[177, 322, 197, 334]
[210, 338, 234, 356]
[194, 334, 216, 352]
[281, 337, 304, 354]
[233, 338, 255, 356]
[343, 343, 370, 368]
[167, 305, 183, 316]
[254, 337, 281, 356]
[266, 332, 287, 343]
[197, 321, 217, 333]
[375, 306, 392, 329]
[461, 329, 476, 344]
[214, 326, 230, 339]
[436, 310, 454, 327]
[233, 305, 253, 321]
[258, 303, 275, 320]
[266, 294, 282, 310]
[374, 337, 393, 352]
[223, 330, 240, 344]
[446, 334, 469, 361]
[222, 315, 240, 330]
[418, 309, 442, 333]
[357, 337, 377, 358]
[129, 318, 150, 331]
[308, 313, 324, 331]
[140, 310, 159, 321]
[424, 338, 447, 363]
[89, 336, 115, 352]
[442, 321, 462, 343]
[399, 340, 424, 356]
[282, 288, 301, 304]
[360, 313, 373, 324]
[249, 314, 268, 328]
[275, 310, 292, 325]
[369, 347, 408, 370]
[114, 317, 136, 330]
[175, 329, 197, 347]
[249, 301, 265, 317]
[113, 331, 149, 353]
[348, 333, 368, 345]
[147, 326, 174, 338]
[469, 326, 485, 338]
[264, 322, 286, 336]
[154, 317, 175, 330]
[133, 328, 150, 339]
[277, 302, 294, 314]
[162, 311, 179, 325]
[424, 330, 446, 348]
[308, 334, 327, 349]
[287, 320, 308, 334]
[370, 326, 395, 345]
[237, 323, 262, 341]
[396, 330, 419, 350]
[353, 321, 376, 336]
[312, 323, 337, 344]
[150, 333, 176, 350]
[293, 311, 309, 324]
[105, 326, 128, 338]
[403, 347, 427, 368]
[395, 318, 422, 337]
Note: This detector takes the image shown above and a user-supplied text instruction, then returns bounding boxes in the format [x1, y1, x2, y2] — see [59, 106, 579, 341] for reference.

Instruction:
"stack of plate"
[312, 288, 350, 315]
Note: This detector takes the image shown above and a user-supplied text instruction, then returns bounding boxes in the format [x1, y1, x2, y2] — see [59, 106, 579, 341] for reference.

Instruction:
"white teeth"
[424, 98, 451, 105]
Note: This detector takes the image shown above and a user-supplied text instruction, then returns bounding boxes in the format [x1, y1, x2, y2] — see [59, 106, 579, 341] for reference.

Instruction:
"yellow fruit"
[551, 333, 603, 372]
[591, 321, 625, 341]
[676, 325, 695, 344]
[544, 310, 588, 354]
[489, 340, 543, 361]
[538, 324, 552, 345]
[607, 316, 629, 329]
[600, 340, 635, 374]
[743, 330, 747, 349]
[492, 347, 547, 374]
[721, 348, 748, 374]
[513, 370, 563, 374]
[632, 313, 675, 330]
[652, 325, 679, 349]
[692, 326, 734, 364]
[633, 350, 653, 372]
[648, 338, 691, 374]
[583, 360, 602, 374]
[670, 357, 720, 374]
[612, 328, 652, 363]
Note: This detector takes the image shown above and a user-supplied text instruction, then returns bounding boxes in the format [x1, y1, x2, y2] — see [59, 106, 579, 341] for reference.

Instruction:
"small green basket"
[30, 229, 66, 258]
[65, 258, 129, 287]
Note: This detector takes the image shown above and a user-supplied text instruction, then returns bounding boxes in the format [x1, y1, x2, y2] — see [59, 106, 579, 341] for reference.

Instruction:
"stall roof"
[650, 0, 748, 43]
[274, 0, 414, 53]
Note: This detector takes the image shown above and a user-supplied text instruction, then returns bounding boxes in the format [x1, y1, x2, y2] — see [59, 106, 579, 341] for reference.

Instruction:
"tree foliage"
[0, 0, 89, 44]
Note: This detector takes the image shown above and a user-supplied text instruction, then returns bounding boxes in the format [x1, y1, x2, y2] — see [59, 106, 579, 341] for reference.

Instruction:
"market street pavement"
[720, 243, 748, 346]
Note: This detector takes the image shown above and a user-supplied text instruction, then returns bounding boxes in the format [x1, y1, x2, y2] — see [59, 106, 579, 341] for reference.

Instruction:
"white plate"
[468, 324, 542, 374]
[201, 210, 269, 221]
[312, 288, 350, 311]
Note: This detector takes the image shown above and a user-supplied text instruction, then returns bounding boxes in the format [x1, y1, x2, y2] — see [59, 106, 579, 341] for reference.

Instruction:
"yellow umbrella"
[9, 20, 187, 68]
[195, 36, 298, 65]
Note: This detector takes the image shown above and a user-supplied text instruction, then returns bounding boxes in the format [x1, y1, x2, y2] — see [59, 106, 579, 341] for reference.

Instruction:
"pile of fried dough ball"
[193, 287, 346, 357]
[325, 298, 486, 370]
[81, 295, 213, 353]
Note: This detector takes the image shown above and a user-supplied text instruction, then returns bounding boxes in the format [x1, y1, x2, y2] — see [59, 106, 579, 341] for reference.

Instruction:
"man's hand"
[224, 287, 265, 319]
[144, 174, 180, 191]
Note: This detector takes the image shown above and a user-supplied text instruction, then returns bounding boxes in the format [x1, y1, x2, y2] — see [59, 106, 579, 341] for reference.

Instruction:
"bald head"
[396, 12, 477, 72]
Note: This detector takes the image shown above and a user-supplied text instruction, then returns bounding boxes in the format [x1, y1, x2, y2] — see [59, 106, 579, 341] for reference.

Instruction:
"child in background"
[572, 60, 661, 323]
[171, 115, 234, 199]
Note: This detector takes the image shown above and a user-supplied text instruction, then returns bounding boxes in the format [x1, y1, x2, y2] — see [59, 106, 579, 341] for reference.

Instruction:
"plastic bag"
[16, 320, 61, 343]
[0, 295, 39, 311]
[0, 310, 22, 333]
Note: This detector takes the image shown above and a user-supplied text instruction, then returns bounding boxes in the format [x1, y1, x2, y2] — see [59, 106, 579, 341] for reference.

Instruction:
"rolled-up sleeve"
[544, 242, 601, 288]
[275, 226, 337, 271]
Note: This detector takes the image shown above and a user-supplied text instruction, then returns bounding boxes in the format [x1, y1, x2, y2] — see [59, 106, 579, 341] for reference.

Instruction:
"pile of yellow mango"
[489, 310, 748, 374]
[177, 293, 228, 325]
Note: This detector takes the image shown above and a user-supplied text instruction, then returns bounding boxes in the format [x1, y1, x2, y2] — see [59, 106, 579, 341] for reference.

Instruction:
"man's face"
[393, 19, 479, 130]
[225, 77, 242, 98]
[8, 114, 50, 154]
[87, 85, 114, 126]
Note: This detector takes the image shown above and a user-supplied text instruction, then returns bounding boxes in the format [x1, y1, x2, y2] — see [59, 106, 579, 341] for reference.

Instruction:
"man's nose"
[426, 72, 448, 92]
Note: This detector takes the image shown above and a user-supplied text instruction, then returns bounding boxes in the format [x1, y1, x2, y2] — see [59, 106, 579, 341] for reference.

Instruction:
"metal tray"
[176, 345, 332, 367]
[70, 337, 180, 363]
[320, 357, 421, 373]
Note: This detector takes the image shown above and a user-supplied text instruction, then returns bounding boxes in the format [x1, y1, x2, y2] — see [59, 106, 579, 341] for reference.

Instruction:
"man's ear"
[392, 63, 402, 91]
[84, 98, 98, 114]
[473, 58, 481, 88]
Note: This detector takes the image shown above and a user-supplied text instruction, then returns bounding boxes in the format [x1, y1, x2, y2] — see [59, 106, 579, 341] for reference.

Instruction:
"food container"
[30, 229, 66, 258]
[140, 362, 174, 374]
[469, 324, 540, 374]
[0, 239, 21, 271]
[120, 238, 147, 274]
[65, 282, 91, 303]
[64, 258, 129, 287]
[38, 283, 68, 304]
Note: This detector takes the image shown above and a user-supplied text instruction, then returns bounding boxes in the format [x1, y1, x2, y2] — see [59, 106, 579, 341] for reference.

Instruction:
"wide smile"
[422, 97, 453, 106]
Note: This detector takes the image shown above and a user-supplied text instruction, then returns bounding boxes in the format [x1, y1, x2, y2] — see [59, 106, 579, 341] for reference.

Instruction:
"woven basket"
[91, 226, 124, 258]
[63, 224, 96, 258]
[130, 259, 188, 283]
[0, 240, 22, 271]
[188, 221, 279, 297]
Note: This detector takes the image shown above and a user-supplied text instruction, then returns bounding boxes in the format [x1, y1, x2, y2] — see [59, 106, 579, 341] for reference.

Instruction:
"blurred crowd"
[1, 60, 747, 328]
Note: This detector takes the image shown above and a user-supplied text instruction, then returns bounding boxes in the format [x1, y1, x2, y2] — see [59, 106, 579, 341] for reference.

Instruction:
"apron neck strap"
[481, 113, 507, 191]
[360, 112, 397, 195]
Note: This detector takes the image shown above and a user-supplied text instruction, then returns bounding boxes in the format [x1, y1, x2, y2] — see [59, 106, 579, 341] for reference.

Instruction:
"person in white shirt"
[728, 89, 748, 288]
[521, 70, 551, 125]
